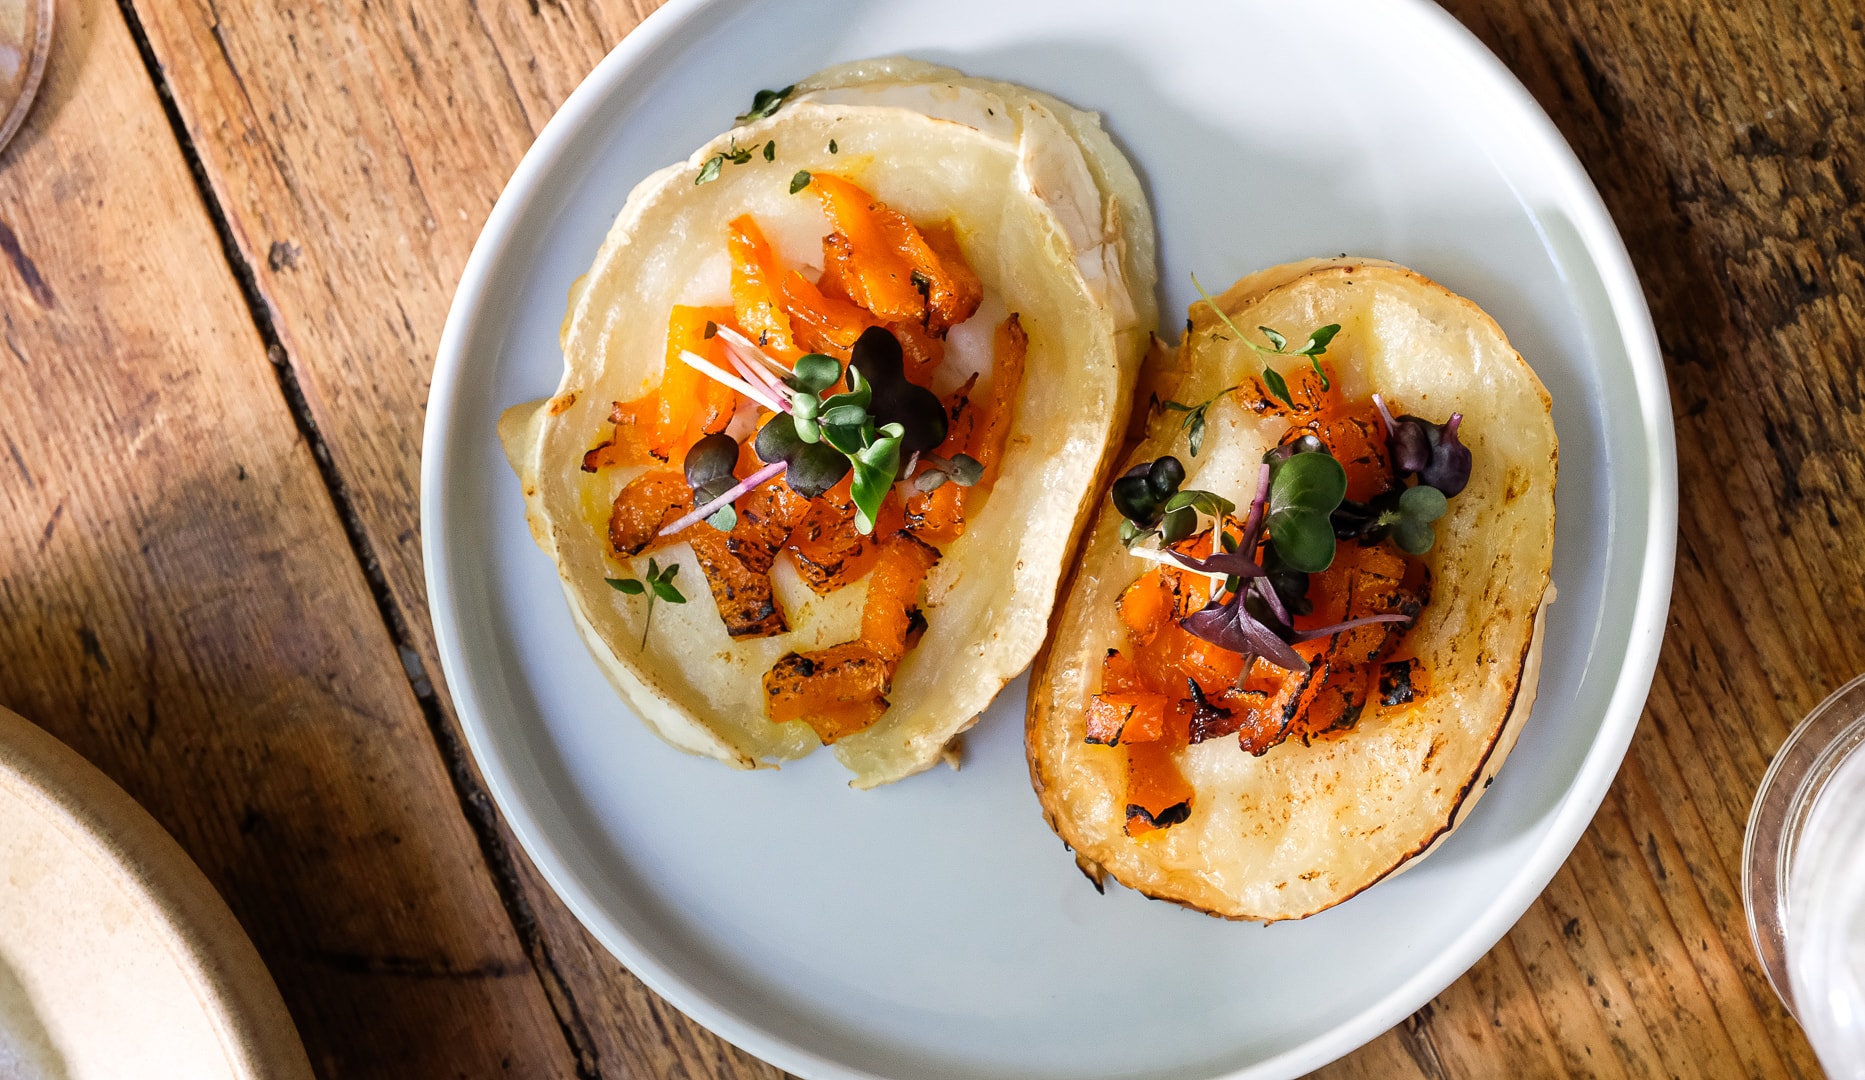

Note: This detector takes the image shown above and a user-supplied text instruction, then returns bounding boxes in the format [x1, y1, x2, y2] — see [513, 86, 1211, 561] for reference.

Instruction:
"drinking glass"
[1745, 672, 1865, 1076]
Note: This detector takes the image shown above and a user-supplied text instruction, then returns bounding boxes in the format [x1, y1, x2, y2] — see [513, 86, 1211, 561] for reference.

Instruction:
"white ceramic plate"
[0, 707, 313, 1080]
[423, 2, 1677, 1077]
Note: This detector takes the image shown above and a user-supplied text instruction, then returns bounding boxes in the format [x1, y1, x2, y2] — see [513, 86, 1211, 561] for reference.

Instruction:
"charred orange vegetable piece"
[917, 221, 984, 332]
[1116, 569, 1176, 648]
[608, 469, 693, 556]
[785, 478, 881, 595]
[764, 643, 890, 743]
[813, 176, 924, 322]
[779, 270, 874, 360]
[1124, 733, 1195, 837]
[1084, 693, 1167, 746]
[903, 374, 978, 546]
[728, 216, 801, 361]
[858, 533, 941, 668]
[969, 313, 1027, 487]
[812, 174, 982, 332]
[764, 529, 939, 742]
[888, 319, 945, 385]
[681, 471, 809, 641]
[584, 305, 739, 469]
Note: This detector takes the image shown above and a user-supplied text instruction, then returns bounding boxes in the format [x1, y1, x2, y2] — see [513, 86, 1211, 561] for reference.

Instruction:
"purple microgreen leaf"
[1287, 611, 1413, 643]
[1419, 412, 1471, 496]
[1181, 595, 1310, 673]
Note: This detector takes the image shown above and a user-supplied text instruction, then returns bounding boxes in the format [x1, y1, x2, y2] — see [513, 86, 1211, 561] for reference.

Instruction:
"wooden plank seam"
[104, 1, 606, 1074]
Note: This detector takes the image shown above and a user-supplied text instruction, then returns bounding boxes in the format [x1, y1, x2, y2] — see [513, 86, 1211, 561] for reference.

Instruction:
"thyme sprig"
[1189, 272, 1341, 408]
[607, 558, 686, 649]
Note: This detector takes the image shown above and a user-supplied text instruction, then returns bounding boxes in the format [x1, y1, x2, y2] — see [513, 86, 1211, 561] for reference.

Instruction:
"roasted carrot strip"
[1085, 692, 1168, 745]
[586, 305, 740, 469]
[728, 216, 801, 361]
[779, 269, 874, 360]
[916, 220, 984, 332]
[888, 319, 945, 385]
[857, 532, 941, 668]
[903, 373, 978, 546]
[970, 314, 1028, 487]
[785, 475, 880, 594]
[812, 175, 924, 321]
[1116, 569, 1175, 648]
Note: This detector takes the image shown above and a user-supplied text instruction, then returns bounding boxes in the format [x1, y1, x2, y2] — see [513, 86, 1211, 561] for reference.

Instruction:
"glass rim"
[1743, 671, 1865, 1018]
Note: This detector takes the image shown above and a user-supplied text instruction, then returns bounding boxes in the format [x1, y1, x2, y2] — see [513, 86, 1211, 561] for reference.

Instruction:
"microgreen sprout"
[683, 433, 742, 531]
[790, 170, 812, 194]
[1264, 446, 1347, 573]
[669, 326, 955, 536]
[607, 558, 686, 649]
[912, 451, 984, 493]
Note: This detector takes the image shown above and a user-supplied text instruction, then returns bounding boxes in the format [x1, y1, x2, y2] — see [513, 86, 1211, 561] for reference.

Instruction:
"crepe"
[1027, 259, 1556, 919]
[501, 60, 1156, 786]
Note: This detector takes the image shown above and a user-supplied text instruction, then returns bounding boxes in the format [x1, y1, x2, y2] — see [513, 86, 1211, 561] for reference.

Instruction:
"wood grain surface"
[1, 0, 1855, 1075]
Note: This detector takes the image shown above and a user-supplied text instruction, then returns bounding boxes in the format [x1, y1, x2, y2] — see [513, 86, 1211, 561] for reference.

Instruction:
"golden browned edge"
[1027, 259, 1557, 923]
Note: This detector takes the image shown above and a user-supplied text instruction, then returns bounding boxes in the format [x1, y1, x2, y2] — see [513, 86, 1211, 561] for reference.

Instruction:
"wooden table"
[0, 1, 1843, 1076]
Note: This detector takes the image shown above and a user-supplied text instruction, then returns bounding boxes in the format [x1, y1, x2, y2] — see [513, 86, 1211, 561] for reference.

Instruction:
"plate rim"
[420, 1, 1679, 1076]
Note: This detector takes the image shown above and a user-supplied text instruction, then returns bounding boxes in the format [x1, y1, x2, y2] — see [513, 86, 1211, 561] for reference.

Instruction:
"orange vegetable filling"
[582, 176, 1015, 744]
[583, 305, 739, 470]
[1090, 367, 1435, 837]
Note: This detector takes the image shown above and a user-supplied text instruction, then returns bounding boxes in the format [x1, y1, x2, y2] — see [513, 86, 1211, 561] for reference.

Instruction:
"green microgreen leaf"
[790, 170, 812, 194]
[622, 559, 686, 648]
[696, 155, 724, 185]
[1259, 325, 1287, 351]
[1164, 489, 1236, 521]
[1392, 517, 1435, 555]
[819, 419, 867, 455]
[1267, 507, 1336, 573]
[1119, 520, 1157, 548]
[944, 453, 984, 486]
[1160, 505, 1197, 544]
[850, 429, 903, 534]
[790, 394, 820, 422]
[1269, 452, 1348, 516]
[819, 403, 870, 428]
[763, 140, 775, 162]
[650, 563, 686, 603]
[706, 504, 738, 531]
[791, 353, 840, 393]
[1266, 450, 1348, 573]
[736, 85, 795, 124]
[1399, 483, 1449, 523]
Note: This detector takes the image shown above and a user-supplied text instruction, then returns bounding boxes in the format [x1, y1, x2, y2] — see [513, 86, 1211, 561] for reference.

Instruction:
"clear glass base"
[0, 0, 53, 158]
[1744, 673, 1865, 1019]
